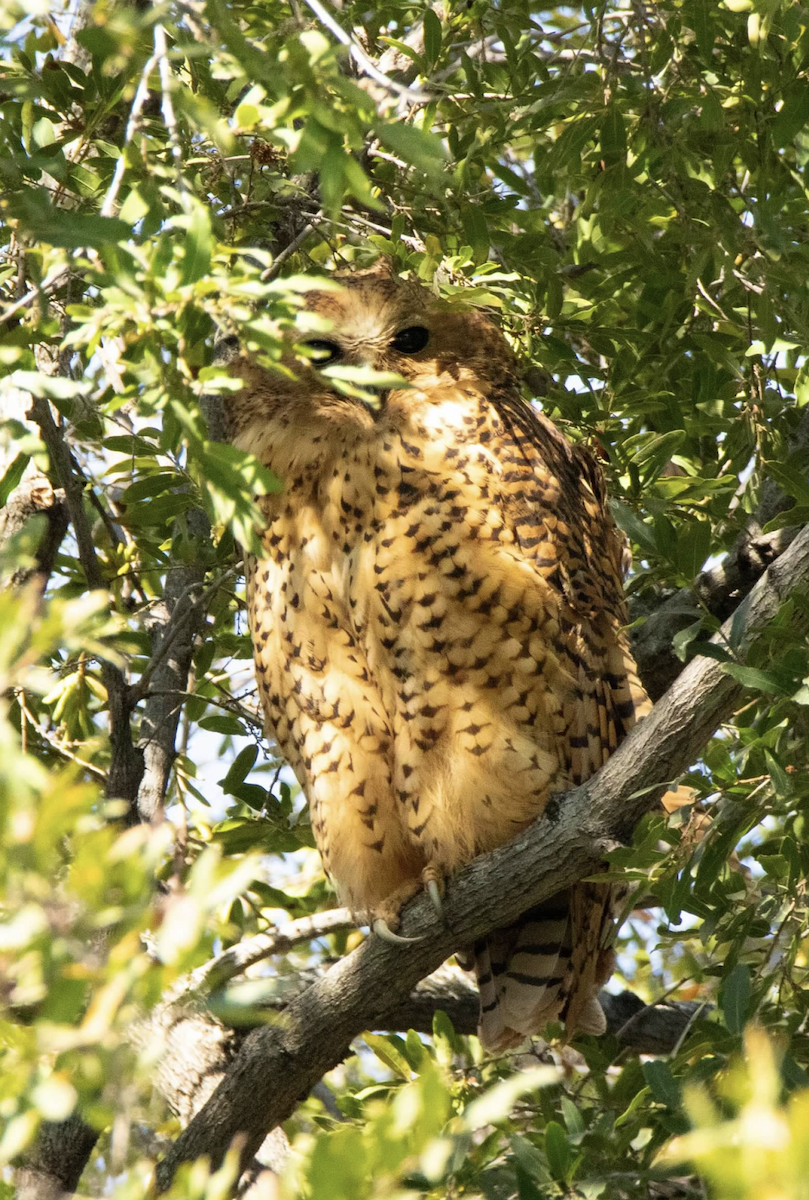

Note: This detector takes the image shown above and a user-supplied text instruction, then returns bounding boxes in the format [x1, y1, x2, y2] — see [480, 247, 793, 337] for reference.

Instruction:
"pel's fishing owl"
[225, 262, 652, 1050]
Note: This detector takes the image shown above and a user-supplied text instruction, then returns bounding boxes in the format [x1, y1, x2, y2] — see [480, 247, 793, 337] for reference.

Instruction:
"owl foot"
[370, 879, 425, 945]
[370, 871, 447, 944]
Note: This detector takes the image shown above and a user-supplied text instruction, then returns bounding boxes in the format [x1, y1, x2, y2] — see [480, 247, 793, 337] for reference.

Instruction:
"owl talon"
[426, 878, 443, 918]
[372, 918, 424, 945]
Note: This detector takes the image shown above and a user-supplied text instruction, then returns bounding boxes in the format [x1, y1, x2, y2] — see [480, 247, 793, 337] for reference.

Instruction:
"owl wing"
[475, 391, 652, 1048]
[491, 391, 652, 774]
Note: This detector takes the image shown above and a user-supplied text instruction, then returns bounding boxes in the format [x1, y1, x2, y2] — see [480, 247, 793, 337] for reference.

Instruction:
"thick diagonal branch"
[154, 523, 809, 1190]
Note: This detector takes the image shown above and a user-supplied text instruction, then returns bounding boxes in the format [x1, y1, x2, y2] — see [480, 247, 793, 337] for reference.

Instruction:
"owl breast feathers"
[225, 261, 652, 1050]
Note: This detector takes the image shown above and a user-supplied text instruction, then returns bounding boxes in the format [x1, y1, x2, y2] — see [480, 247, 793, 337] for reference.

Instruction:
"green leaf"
[219, 745, 259, 795]
[614, 1085, 652, 1128]
[692, 642, 733, 664]
[771, 83, 809, 146]
[643, 1060, 681, 1108]
[764, 749, 792, 796]
[757, 854, 788, 880]
[376, 36, 423, 67]
[721, 664, 789, 694]
[376, 121, 448, 172]
[511, 1134, 553, 1193]
[177, 205, 213, 286]
[363, 1032, 413, 1079]
[32, 117, 56, 149]
[404, 1028, 427, 1070]
[631, 429, 686, 467]
[560, 1095, 585, 1137]
[610, 499, 657, 554]
[544, 1121, 571, 1181]
[765, 462, 809, 507]
[464, 1066, 558, 1129]
[672, 618, 703, 663]
[213, 817, 306, 855]
[0, 454, 30, 507]
[231, 783, 269, 811]
[431, 1008, 459, 1067]
[461, 205, 489, 265]
[9, 191, 130, 249]
[722, 963, 751, 1034]
[8, 372, 86, 401]
[599, 104, 626, 166]
[102, 435, 160, 455]
[684, 0, 716, 56]
[423, 8, 442, 64]
[119, 493, 193, 527]
[198, 716, 247, 736]
[120, 473, 184, 503]
[676, 519, 711, 579]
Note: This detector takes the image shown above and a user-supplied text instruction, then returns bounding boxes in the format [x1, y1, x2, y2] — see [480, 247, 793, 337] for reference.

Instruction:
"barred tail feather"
[470, 885, 615, 1052]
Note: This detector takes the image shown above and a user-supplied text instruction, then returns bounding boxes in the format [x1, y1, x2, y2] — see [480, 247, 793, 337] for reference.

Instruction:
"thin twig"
[669, 1000, 710, 1059]
[30, 399, 143, 803]
[261, 220, 319, 283]
[612, 975, 695, 1046]
[130, 566, 236, 705]
[0, 264, 70, 327]
[17, 691, 107, 781]
[155, 24, 190, 205]
[187, 908, 357, 993]
[101, 40, 161, 218]
[300, 0, 432, 102]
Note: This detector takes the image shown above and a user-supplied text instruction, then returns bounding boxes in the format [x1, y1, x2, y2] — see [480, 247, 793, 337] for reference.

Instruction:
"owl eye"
[303, 339, 342, 365]
[390, 326, 430, 355]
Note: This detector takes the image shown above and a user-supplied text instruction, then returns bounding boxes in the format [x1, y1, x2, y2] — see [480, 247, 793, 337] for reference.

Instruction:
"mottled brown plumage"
[225, 262, 652, 1050]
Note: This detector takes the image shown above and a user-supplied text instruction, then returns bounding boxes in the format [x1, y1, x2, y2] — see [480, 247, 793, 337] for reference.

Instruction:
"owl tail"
[467, 883, 616, 1052]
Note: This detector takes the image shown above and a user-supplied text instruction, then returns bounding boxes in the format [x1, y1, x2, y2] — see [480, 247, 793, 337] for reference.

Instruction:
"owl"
[224, 261, 652, 1050]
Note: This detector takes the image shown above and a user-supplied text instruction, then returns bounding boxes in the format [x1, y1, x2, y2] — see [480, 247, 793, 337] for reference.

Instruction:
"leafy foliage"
[1, 0, 809, 1195]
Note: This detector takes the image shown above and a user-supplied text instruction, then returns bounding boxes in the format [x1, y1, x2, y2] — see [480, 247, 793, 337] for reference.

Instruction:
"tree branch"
[380, 971, 708, 1058]
[189, 908, 356, 993]
[153, 521, 809, 1190]
[14, 1114, 100, 1200]
[0, 476, 69, 591]
[29, 397, 144, 807]
[134, 509, 212, 823]
[143, 916, 703, 1153]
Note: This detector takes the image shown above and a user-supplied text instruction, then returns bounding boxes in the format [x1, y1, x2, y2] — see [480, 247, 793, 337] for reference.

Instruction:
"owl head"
[225, 260, 517, 467]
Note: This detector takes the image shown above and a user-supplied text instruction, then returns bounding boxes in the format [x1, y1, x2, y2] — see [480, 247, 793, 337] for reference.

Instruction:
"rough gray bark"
[154, 521, 809, 1191]
[164, 908, 703, 1060]
[136, 964, 701, 1192]
[133, 505, 211, 823]
[0, 476, 69, 591]
[14, 1115, 100, 1200]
